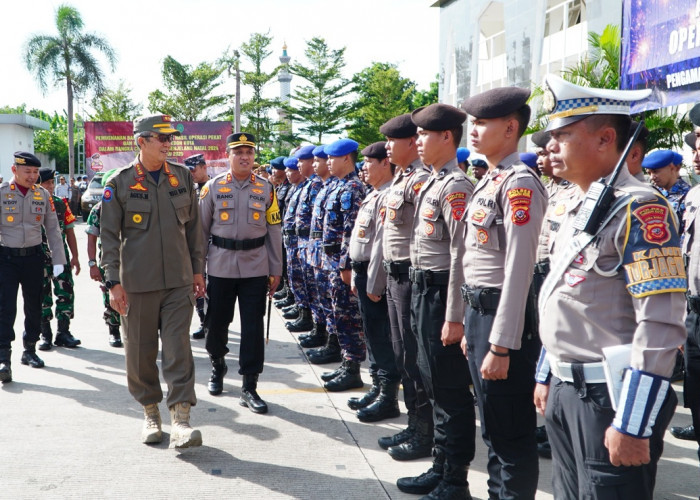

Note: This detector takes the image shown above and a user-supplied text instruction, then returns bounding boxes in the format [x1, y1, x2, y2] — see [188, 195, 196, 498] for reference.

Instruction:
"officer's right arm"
[100, 181, 123, 283]
[198, 181, 214, 261]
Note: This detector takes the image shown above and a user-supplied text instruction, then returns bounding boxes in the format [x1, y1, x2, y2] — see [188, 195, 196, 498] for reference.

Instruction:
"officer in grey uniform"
[377, 113, 434, 461]
[0, 152, 66, 382]
[348, 141, 399, 423]
[535, 75, 686, 500]
[460, 87, 546, 499]
[200, 132, 283, 414]
[397, 104, 476, 500]
[101, 114, 205, 449]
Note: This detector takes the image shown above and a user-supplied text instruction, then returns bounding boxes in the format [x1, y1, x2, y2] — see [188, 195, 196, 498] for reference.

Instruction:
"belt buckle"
[19, 248, 27, 257]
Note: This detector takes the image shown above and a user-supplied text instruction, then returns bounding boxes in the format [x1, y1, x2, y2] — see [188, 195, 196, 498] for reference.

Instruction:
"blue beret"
[672, 152, 683, 165]
[312, 145, 328, 159]
[642, 150, 676, 170]
[270, 156, 286, 170]
[283, 157, 299, 170]
[520, 152, 538, 168]
[325, 139, 358, 157]
[294, 145, 316, 160]
[456, 147, 470, 163]
[266, 166, 272, 174]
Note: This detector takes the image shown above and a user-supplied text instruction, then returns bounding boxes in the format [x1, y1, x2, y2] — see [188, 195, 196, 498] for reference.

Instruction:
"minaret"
[278, 43, 293, 135]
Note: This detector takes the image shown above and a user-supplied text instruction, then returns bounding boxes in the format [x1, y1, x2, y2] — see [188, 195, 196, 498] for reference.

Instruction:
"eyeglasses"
[143, 133, 175, 143]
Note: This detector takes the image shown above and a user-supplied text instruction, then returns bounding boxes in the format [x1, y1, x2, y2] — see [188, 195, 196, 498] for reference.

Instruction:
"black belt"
[534, 260, 550, 276]
[409, 267, 449, 286]
[323, 243, 341, 256]
[283, 228, 296, 236]
[0, 244, 43, 257]
[688, 294, 700, 314]
[383, 260, 411, 278]
[461, 285, 501, 312]
[351, 261, 369, 273]
[311, 231, 323, 239]
[211, 234, 265, 251]
[296, 228, 310, 237]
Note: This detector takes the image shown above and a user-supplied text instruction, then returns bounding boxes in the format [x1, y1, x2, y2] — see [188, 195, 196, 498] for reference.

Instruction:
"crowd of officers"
[1, 72, 700, 498]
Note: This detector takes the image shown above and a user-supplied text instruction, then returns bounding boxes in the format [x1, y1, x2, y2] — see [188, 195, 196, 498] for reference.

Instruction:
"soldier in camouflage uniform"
[281, 157, 305, 315]
[271, 157, 293, 303]
[38, 168, 81, 350]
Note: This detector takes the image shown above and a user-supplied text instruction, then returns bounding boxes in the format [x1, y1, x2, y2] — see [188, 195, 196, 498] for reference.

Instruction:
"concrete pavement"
[1, 222, 699, 499]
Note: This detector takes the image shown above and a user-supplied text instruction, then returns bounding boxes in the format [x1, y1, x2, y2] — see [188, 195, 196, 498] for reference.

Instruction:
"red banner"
[84, 121, 232, 178]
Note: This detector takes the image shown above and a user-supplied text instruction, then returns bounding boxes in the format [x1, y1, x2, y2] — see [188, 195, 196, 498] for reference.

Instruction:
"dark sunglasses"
[144, 133, 175, 143]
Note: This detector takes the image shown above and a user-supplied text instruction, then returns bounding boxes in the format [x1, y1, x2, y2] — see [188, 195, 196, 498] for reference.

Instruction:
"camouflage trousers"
[41, 263, 74, 323]
[314, 266, 335, 336]
[98, 266, 121, 327]
[286, 245, 309, 309]
[298, 239, 324, 325]
[328, 269, 366, 363]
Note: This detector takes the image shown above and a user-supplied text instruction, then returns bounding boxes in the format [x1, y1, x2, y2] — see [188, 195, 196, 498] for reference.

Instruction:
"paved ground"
[2, 223, 699, 499]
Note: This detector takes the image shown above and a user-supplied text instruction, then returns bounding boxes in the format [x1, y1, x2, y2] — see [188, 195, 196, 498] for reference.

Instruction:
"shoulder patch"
[507, 188, 533, 225]
[340, 190, 354, 210]
[102, 186, 114, 202]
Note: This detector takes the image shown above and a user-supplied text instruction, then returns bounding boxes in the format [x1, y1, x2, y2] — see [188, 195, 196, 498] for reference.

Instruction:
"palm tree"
[24, 4, 116, 179]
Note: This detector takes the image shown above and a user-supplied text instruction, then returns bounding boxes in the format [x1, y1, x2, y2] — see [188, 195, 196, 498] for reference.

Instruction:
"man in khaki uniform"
[535, 75, 686, 499]
[101, 114, 205, 449]
[460, 87, 547, 499]
[200, 132, 282, 415]
[0, 152, 66, 382]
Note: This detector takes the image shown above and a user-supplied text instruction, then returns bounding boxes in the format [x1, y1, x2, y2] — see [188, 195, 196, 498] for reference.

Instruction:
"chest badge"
[132, 214, 143, 224]
[564, 272, 585, 287]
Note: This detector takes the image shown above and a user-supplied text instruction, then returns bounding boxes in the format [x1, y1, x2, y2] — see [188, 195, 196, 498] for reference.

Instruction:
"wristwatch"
[88, 259, 97, 267]
[105, 280, 121, 290]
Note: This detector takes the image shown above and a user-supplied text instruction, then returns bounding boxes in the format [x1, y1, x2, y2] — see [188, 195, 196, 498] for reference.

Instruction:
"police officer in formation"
[199, 132, 282, 414]
[279, 156, 306, 318]
[347, 141, 399, 422]
[642, 149, 691, 228]
[535, 75, 686, 499]
[397, 103, 476, 500]
[270, 156, 293, 304]
[0, 152, 66, 382]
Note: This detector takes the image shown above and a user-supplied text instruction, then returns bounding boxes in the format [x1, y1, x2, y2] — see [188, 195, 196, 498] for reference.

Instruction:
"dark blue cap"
[471, 158, 487, 169]
[184, 153, 205, 169]
[324, 139, 358, 157]
[313, 145, 328, 159]
[294, 145, 316, 160]
[14, 151, 41, 167]
[457, 147, 470, 163]
[642, 150, 678, 170]
[266, 166, 272, 174]
[520, 152, 538, 168]
[270, 156, 286, 170]
[673, 152, 683, 165]
[283, 157, 299, 170]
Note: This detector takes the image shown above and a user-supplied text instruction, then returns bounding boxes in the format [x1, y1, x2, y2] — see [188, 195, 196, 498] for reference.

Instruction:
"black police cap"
[14, 151, 41, 168]
[411, 103, 467, 131]
[531, 130, 551, 149]
[227, 132, 256, 149]
[361, 141, 388, 160]
[379, 113, 417, 138]
[38, 168, 55, 183]
[184, 154, 205, 168]
[461, 87, 531, 119]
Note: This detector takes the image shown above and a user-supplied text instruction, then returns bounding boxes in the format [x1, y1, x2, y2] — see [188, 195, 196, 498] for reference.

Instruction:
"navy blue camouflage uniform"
[283, 182, 306, 308]
[311, 177, 338, 339]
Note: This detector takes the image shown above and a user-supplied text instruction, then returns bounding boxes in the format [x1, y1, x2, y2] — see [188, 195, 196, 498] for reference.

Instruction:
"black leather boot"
[321, 359, 347, 382]
[299, 321, 324, 341]
[324, 360, 363, 392]
[274, 294, 295, 309]
[379, 412, 417, 449]
[286, 307, 313, 332]
[54, 319, 81, 347]
[397, 450, 444, 494]
[282, 305, 300, 319]
[272, 283, 288, 300]
[306, 334, 342, 365]
[357, 380, 400, 422]
[240, 374, 268, 414]
[0, 348, 12, 383]
[299, 323, 327, 348]
[347, 373, 380, 410]
[38, 321, 53, 351]
[21, 340, 45, 368]
[109, 325, 123, 347]
[208, 356, 228, 395]
[420, 460, 472, 500]
[192, 324, 207, 340]
[388, 417, 433, 461]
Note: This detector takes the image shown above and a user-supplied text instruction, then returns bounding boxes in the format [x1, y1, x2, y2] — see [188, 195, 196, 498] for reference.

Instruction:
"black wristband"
[489, 348, 510, 357]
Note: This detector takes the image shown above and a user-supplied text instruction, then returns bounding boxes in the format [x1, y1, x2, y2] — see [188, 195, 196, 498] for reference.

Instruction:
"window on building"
[477, 1, 507, 92]
[541, 0, 588, 73]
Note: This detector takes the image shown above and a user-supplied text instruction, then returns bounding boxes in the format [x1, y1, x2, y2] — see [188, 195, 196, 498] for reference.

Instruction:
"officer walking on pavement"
[101, 114, 205, 448]
[0, 152, 66, 382]
[534, 75, 686, 499]
[199, 132, 282, 414]
[396, 104, 476, 500]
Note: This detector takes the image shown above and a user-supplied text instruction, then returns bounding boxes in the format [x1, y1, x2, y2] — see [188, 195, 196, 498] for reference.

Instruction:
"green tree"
[88, 80, 142, 121]
[148, 56, 227, 121]
[411, 76, 440, 109]
[34, 112, 70, 173]
[283, 37, 355, 143]
[24, 4, 116, 180]
[347, 63, 416, 146]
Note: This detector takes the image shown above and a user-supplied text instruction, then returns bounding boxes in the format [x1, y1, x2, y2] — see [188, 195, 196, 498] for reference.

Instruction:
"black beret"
[361, 141, 388, 160]
[471, 158, 488, 169]
[685, 132, 697, 151]
[690, 103, 700, 128]
[411, 103, 467, 131]
[14, 151, 41, 168]
[184, 153, 206, 168]
[629, 120, 649, 146]
[461, 87, 531, 120]
[38, 168, 54, 183]
[270, 156, 286, 170]
[227, 132, 256, 149]
[531, 130, 551, 148]
[380, 113, 417, 138]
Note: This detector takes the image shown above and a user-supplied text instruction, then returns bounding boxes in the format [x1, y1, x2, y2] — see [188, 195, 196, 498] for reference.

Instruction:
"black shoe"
[21, 350, 45, 368]
[324, 361, 363, 392]
[240, 374, 268, 414]
[348, 375, 380, 410]
[38, 322, 53, 351]
[54, 331, 81, 348]
[300, 326, 327, 348]
[0, 348, 11, 383]
[286, 308, 313, 332]
[108, 325, 123, 347]
[306, 335, 342, 365]
[537, 440, 552, 459]
[192, 324, 206, 340]
[420, 461, 472, 500]
[282, 306, 300, 319]
[535, 425, 548, 443]
[397, 457, 444, 495]
[38, 336, 53, 351]
[208, 357, 228, 396]
[378, 414, 417, 449]
[670, 425, 696, 441]
[274, 296, 294, 308]
[272, 286, 288, 300]
[388, 418, 433, 461]
[357, 382, 400, 422]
